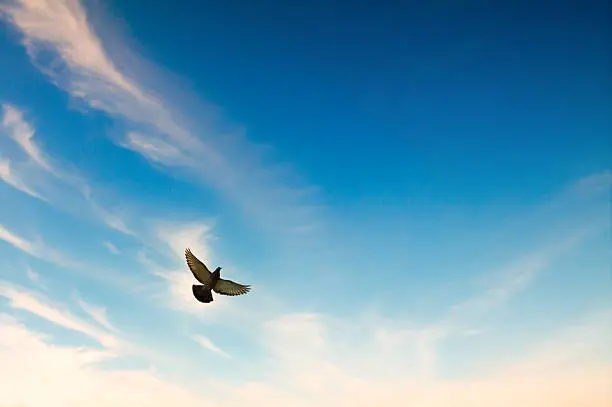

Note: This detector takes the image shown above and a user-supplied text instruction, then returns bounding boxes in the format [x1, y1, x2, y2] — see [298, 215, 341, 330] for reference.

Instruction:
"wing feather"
[185, 248, 211, 284]
[213, 278, 251, 296]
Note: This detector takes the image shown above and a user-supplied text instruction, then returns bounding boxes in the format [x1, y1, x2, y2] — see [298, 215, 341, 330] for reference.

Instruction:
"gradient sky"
[0, 0, 610, 406]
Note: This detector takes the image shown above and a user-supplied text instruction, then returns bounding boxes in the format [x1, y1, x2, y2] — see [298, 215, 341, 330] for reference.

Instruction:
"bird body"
[185, 248, 251, 304]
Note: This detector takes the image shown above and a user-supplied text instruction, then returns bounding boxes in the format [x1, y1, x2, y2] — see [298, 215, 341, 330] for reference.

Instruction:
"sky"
[0, 0, 610, 406]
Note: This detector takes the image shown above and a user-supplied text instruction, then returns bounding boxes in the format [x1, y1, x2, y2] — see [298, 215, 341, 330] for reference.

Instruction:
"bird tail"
[192, 285, 214, 303]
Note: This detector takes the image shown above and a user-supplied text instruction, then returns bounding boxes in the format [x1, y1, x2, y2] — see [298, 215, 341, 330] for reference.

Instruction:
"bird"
[185, 248, 251, 304]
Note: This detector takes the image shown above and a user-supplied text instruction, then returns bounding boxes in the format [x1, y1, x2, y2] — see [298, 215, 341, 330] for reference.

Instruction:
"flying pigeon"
[185, 248, 251, 303]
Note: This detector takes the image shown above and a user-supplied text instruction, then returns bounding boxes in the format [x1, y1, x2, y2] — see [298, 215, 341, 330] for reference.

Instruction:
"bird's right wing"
[185, 248, 211, 284]
[213, 278, 251, 296]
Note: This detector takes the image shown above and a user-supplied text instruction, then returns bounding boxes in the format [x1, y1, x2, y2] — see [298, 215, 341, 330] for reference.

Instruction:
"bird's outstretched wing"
[185, 248, 211, 284]
[213, 278, 251, 296]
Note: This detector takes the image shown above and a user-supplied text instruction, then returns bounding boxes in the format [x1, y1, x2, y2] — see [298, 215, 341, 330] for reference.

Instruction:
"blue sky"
[0, 0, 610, 406]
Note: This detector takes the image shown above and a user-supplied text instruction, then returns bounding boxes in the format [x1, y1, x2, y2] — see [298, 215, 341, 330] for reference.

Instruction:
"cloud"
[103, 241, 120, 255]
[75, 296, 119, 334]
[0, 0, 324, 235]
[511, 308, 612, 374]
[0, 101, 136, 239]
[0, 224, 82, 268]
[0, 224, 140, 290]
[139, 219, 268, 329]
[140, 251, 233, 322]
[0, 315, 208, 407]
[0, 282, 119, 348]
[141, 220, 230, 317]
[155, 220, 215, 262]
[0, 275, 610, 407]
[0, 157, 46, 200]
[569, 169, 612, 199]
[82, 186, 135, 235]
[1, 104, 53, 172]
[192, 334, 232, 358]
[121, 131, 186, 165]
[445, 225, 596, 327]
[25, 267, 40, 284]
[219, 309, 612, 407]
[0, 224, 37, 256]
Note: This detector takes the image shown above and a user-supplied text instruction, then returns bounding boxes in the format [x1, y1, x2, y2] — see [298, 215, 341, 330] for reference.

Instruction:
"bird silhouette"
[185, 248, 251, 303]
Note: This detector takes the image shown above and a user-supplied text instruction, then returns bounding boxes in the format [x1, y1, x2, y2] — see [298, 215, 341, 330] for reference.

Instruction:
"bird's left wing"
[213, 278, 251, 296]
[185, 248, 211, 284]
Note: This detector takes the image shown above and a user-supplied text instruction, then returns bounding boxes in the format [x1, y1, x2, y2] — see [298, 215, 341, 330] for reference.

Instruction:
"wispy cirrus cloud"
[0, 157, 46, 200]
[216, 308, 612, 407]
[192, 334, 232, 358]
[0, 315, 208, 407]
[0, 0, 325, 235]
[568, 169, 612, 199]
[75, 296, 120, 334]
[103, 241, 120, 255]
[2, 290, 610, 407]
[444, 224, 599, 328]
[0, 282, 119, 348]
[1, 104, 54, 173]
[0, 224, 142, 290]
[0, 224, 80, 269]
[0, 102, 136, 238]
[25, 268, 40, 284]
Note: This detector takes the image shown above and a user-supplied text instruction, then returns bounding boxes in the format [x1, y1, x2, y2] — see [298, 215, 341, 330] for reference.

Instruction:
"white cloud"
[121, 131, 186, 165]
[82, 187, 135, 235]
[0, 157, 46, 200]
[0, 224, 81, 269]
[0, 282, 118, 348]
[0, 280, 610, 407]
[75, 297, 119, 334]
[443, 225, 599, 331]
[192, 334, 231, 358]
[0, 224, 34, 254]
[0, 0, 324, 235]
[569, 169, 612, 199]
[0, 101, 137, 240]
[101, 212, 133, 235]
[144, 260, 232, 321]
[218, 309, 612, 407]
[0, 315, 208, 407]
[26, 267, 40, 284]
[143, 220, 230, 317]
[155, 220, 215, 262]
[511, 308, 612, 374]
[0, 224, 138, 291]
[139, 220, 264, 328]
[1, 104, 53, 172]
[103, 241, 120, 255]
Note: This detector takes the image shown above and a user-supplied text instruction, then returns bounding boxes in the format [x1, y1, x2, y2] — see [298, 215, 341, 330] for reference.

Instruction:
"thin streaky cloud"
[0, 224, 37, 256]
[0, 282, 119, 348]
[26, 268, 39, 284]
[103, 241, 120, 255]
[1, 104, 54, 173]
[568, 169, 612, 199]
[0, 224, 82, 269]
[0, 101, 136, 238]
[0, 224, 143, 290]
[510, 308, 612, 374]
[75, 296, 120, 333]
[0, 0, 324, 235]
[447, 226, 595, 321]
[0, 317, 208, 407]
[0, 157, 46, 200]
[192, 334, 232, 358]
[154, 220, 215, 262]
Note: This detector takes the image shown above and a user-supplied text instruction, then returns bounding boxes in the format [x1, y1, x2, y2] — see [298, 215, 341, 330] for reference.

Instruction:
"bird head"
[213, 267, 222, 275]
